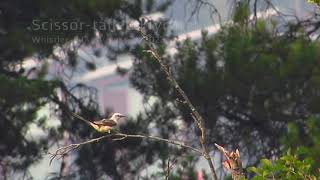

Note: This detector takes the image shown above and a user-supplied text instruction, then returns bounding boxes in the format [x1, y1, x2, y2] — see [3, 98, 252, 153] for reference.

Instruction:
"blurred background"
[1, 0, 320, 179]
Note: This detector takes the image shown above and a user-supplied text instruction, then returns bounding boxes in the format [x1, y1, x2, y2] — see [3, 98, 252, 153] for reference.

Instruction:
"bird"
[78, 112, 126, 133]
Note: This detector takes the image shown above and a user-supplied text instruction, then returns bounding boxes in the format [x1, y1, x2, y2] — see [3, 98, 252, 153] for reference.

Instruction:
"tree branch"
[188, 0, 222, 24]
[140, 30, 218, 180]
[215, 143, 245, 180]
[115, 133, 203, 154]
[49, 131, 202, 165]
[165, 156, 177, 180]
[49, 134, 110, 165]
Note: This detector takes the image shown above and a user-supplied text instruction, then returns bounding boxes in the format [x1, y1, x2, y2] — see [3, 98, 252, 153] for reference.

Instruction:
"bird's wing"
[92, 119, 117, 126]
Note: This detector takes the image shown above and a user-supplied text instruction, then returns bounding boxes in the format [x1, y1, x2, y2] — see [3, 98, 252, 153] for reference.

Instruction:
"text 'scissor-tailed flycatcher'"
[80, 113, 126, 133]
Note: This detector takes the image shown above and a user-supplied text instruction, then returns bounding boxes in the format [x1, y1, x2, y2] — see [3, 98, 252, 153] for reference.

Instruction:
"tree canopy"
[1, 0, 320, 179]
[131, 4, 320, 165]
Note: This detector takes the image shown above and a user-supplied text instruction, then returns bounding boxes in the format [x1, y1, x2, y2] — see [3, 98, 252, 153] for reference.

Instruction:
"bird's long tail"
[68, 111, 92, 125]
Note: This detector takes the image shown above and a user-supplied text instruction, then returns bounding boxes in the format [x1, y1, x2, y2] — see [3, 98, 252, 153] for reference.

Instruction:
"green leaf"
[262, 170, 269, 177]
[261, 158, 272, 167]
[248, 166, 260, 175]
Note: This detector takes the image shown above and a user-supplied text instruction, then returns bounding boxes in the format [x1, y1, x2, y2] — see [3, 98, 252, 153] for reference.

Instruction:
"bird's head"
[110, 113, 126, 123]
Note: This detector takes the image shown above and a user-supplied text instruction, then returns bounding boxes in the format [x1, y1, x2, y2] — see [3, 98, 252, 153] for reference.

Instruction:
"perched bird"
[79, 113, 126, 133]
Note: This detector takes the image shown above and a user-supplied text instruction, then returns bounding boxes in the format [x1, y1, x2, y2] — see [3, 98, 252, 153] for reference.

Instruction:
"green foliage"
[0, 0, 172, 178]
[0, 0, 124, 59]
[0, 74, 58, 172]
[281, 117, 320, 173]
[308, 0, 320, 7]
[0, 75, 57, 105]
[131, 15, 320, 165]
[232, 2, 249, 24]
[248, 117, 320, 179]
[248, 153, 316, 180]
[2, 0, 320, 179]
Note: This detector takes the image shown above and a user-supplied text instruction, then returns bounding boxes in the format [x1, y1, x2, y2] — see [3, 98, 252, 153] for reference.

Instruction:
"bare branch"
[140, 30, 218, 180]
[49, 132, 202, 165]
[49, 134, 110, 165]
[188, 0, 222, 24]
[115, 133, 203, 154]
[165, 156, 178, 180]
[215, 143, 245, 180]
[165, 157, 170, 180]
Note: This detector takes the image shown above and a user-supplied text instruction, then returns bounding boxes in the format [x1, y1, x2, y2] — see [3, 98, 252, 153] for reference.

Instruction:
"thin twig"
[115, 133, 203, 154]
[139, 30, 218, 180]
[165, 157, 171, 180]
[49, 135, 110, 165]
[165, 156, 178, 180]
[49, 132, 202, 165]
[188, 0, 222, 25]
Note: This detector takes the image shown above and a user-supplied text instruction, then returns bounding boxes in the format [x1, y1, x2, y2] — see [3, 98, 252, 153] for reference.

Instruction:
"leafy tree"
[130, 2, 320, 168]
[248, 154, 316, 180]
[282, 117, 320, 174]
[0, 74, 58, 178]
[0, 0, 171, 179]
[3, 0, 320, 179]
[247, 117, 320, 179]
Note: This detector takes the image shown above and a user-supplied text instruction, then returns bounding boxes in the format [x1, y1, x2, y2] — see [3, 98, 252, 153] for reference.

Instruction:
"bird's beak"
[120, 115, 126, 118]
